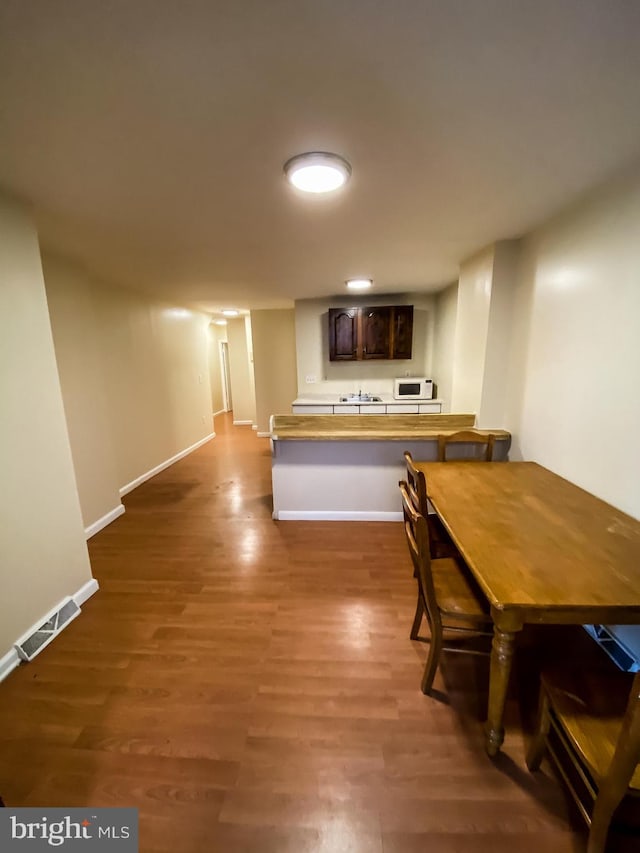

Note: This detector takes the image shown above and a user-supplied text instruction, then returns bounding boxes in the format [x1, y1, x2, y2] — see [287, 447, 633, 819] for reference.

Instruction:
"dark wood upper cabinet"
[361, 307, 392, 359]
[328, 305, 413, 361]
[328, 308, 358, 360]
[392, 305, 414, 359]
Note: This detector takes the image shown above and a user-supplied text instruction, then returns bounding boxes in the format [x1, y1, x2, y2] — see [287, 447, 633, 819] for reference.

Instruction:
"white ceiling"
[1, 1, 640, 314]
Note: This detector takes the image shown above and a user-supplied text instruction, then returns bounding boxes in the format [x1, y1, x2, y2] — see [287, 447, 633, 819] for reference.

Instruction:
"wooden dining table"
[414, 460, 640, 756]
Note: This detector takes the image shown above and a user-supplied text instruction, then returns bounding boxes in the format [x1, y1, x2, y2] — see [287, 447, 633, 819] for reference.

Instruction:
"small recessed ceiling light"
[346, 278, 373, 291]
[222, 309, 239, 317]
[284, 152, 351, 194]
[214, 320, 227, 326]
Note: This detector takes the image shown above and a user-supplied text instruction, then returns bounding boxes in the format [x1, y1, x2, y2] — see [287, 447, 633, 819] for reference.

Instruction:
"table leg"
[485, 624, 517, 756]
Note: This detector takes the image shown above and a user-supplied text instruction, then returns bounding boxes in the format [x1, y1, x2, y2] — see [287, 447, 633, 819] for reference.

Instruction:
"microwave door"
[399, 381, 421, 398]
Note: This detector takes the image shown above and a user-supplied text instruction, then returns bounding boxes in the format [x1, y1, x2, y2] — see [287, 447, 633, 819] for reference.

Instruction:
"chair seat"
[399, 477, 493, 695]
[542, 668, 640, 791]
[432, 556, 492, 623]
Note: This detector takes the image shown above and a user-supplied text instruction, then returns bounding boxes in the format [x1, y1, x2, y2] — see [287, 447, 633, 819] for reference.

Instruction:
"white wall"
[244, 315, 257, 420]
[208, 323, 227, 415]
[0, 195, 93, 660]
[478, 240, 520, 427]
[251, 309, 298, 434]
[507, 169, 640, 517]
[431, 167, 640, 517]
[450, 246, 494, 414]
[431, 283, 458, 411]
[226, 316, 256, 424]
[43, 255, 122, 528]
[89, 284, 213, 490]
[294, 292, 435, 397]
[43, 255, 214, 524]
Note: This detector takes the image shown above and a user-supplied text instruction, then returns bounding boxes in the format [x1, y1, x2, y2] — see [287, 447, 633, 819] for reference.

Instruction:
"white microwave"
[393, 377, 433, 400]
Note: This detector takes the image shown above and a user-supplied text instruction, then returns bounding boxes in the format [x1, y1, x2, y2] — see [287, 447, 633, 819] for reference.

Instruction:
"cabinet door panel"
[361, 307, 391, 359]
[392, 306, 413, 359]
[329, 308, 358, 361]
[388, 403, 420, 413]
[292, 405, 334, 413]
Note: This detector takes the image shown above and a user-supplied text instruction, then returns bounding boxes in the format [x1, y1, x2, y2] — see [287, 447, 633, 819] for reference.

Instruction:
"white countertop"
[292, 394, 442, 406]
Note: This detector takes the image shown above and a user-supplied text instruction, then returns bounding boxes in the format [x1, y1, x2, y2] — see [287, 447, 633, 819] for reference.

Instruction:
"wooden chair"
[399, 480, 493, 694]
[403, 451, 457, 559]
[527, 667, 640, 853]
[437, 430, 496, 462]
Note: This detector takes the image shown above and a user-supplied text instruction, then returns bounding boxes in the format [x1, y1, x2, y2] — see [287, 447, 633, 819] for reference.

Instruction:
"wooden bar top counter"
[270, 413, 512, 444]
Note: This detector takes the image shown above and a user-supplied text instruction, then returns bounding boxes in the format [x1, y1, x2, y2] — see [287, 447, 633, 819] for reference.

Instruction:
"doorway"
[220, 341, 232, 412]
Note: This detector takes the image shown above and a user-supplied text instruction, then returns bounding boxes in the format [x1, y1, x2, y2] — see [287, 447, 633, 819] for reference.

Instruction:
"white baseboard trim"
[73, 577, 100, 607]
[212, 408, 226, 417]
[251, 424, 258, 431]
[256, 431, 271, 438]
[0, 577, 100, 683]
[0, 648, 20, 682]
[232, 420, 253, 426]
[119, 433, 215, 497]
[273, 510, 403, 522]
[84, 503, 125, 539]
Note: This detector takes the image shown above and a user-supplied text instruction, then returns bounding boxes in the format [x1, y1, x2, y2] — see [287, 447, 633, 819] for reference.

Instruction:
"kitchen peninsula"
[270, 413, 511, 520]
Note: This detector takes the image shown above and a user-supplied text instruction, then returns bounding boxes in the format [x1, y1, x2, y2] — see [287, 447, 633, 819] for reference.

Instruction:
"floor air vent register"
[14, 597, 81, 661]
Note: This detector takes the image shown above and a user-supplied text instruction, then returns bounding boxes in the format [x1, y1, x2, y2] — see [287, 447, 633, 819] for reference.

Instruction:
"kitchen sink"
[339, 394, 382, 403]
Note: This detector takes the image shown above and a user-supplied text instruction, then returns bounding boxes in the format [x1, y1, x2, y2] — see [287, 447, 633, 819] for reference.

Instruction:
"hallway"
[0, 414, 579, 851]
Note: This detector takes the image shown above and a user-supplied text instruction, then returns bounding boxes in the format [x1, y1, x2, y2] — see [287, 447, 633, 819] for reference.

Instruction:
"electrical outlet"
[305, 374, 316, 384]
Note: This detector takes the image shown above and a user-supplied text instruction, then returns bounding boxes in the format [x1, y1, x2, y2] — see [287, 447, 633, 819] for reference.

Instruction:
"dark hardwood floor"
[0, 413, 591, 851]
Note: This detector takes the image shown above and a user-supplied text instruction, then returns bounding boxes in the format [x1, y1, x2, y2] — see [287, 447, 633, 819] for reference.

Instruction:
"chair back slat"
[403, 450, 428, 515]
[399, 480, 440, 624]
[438, 430, 496, 462]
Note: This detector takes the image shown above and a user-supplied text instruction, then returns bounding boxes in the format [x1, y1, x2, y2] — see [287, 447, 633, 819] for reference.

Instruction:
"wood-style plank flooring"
[0, 413, 597, 851]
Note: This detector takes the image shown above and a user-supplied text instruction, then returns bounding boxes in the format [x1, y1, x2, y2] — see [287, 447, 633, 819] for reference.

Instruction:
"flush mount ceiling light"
[222, 309, 239, 317]
[214, 320, 227, 326]
[346, 278, 373, 291]
[284, 152, 352, 194]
